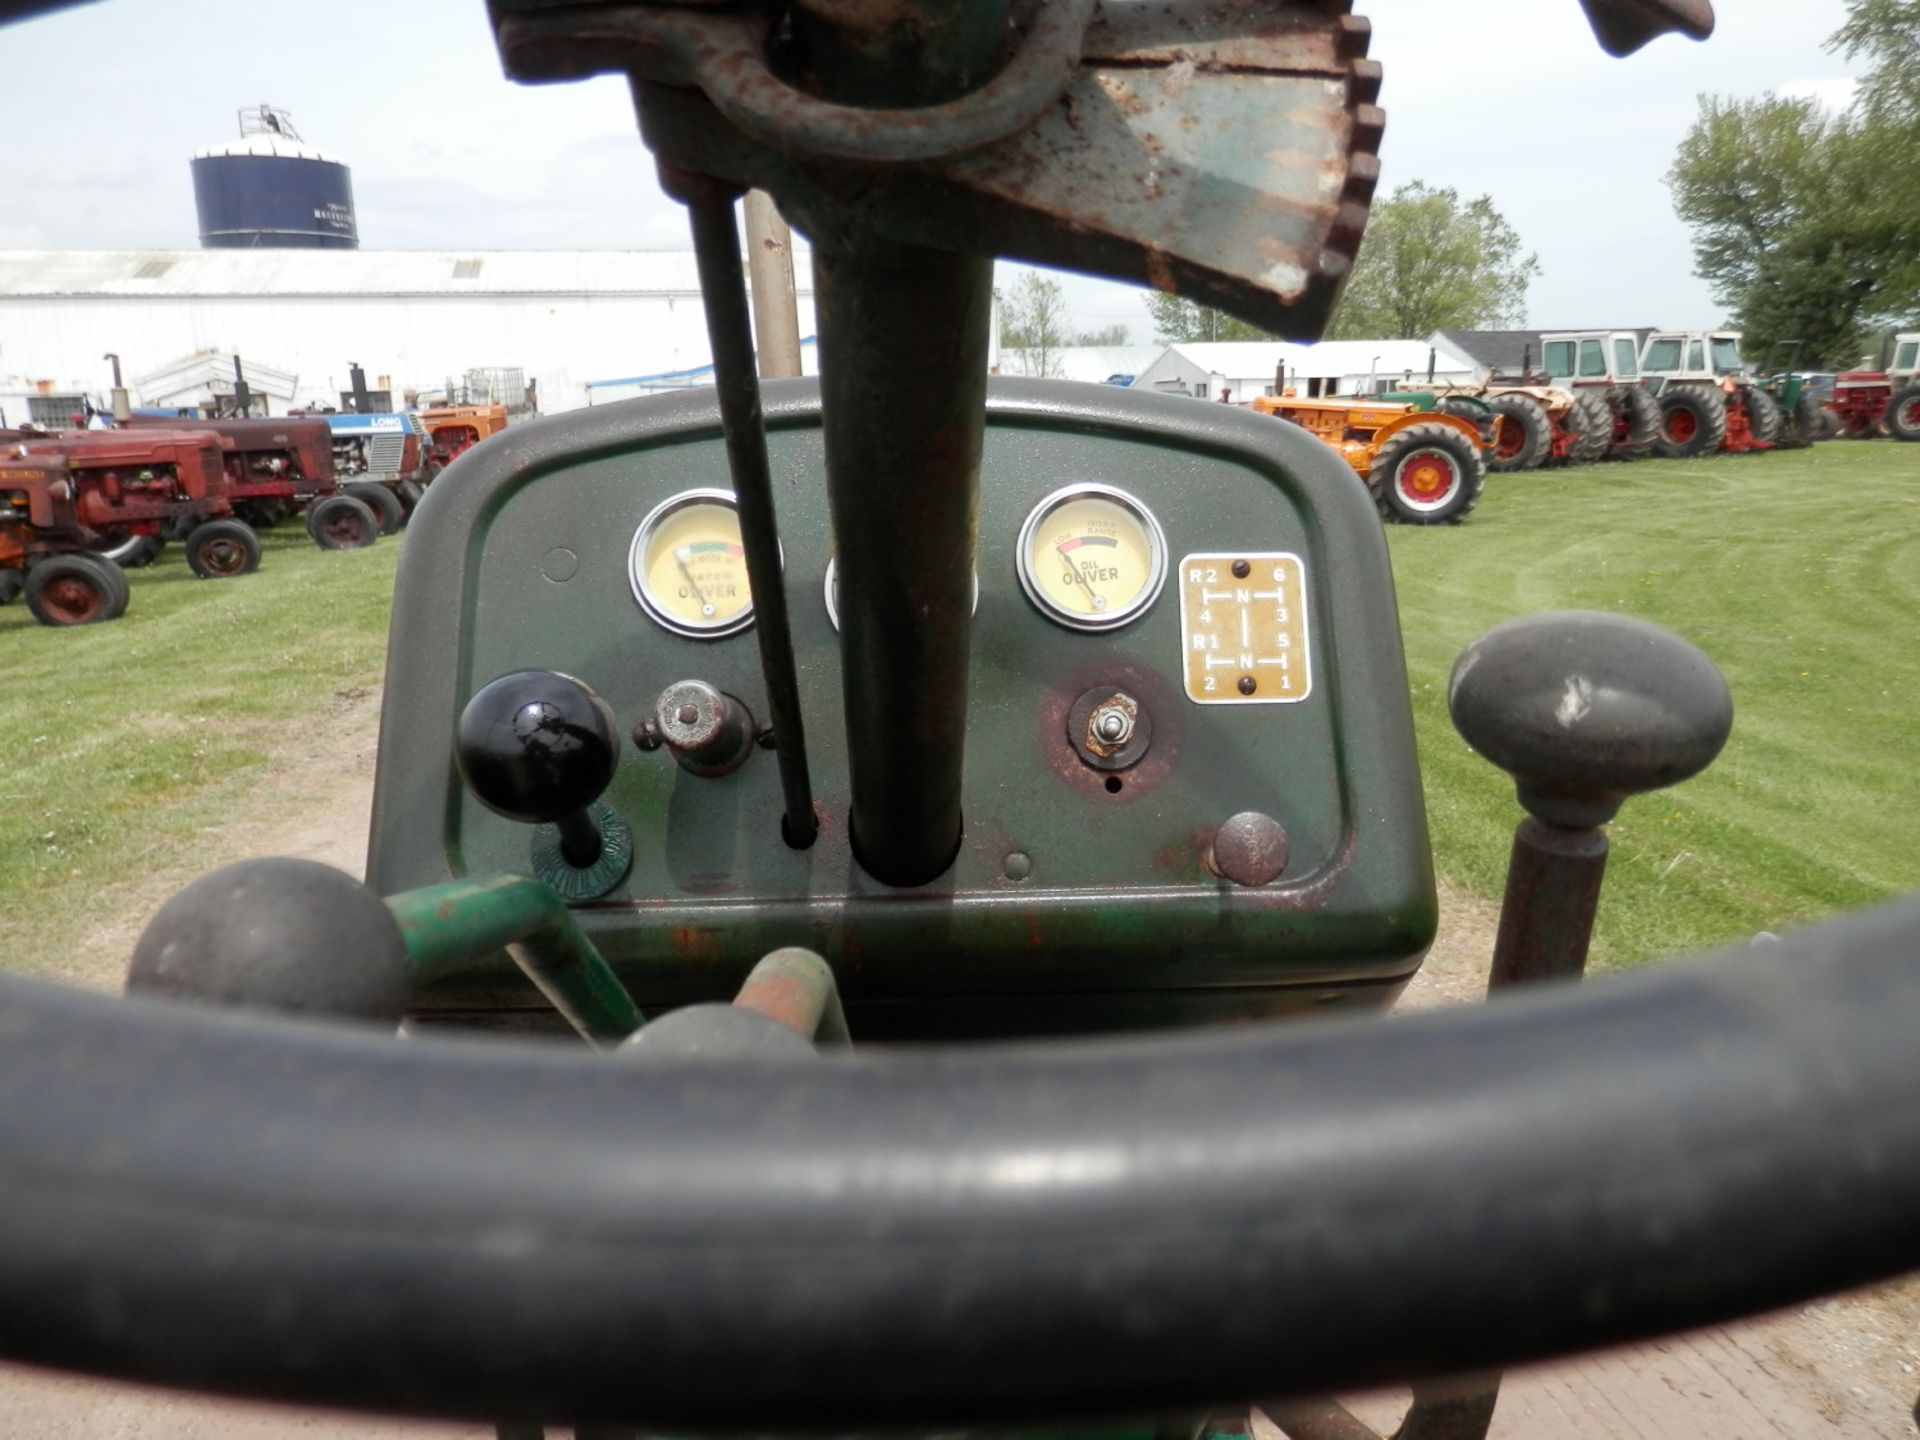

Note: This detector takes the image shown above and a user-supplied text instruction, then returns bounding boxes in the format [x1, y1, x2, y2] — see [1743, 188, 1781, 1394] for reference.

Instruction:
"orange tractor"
[1252, 391, 1493, 525]
[419, 402, 510, 474]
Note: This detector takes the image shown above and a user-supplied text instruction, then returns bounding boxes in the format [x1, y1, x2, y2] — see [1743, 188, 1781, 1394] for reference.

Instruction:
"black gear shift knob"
[457, 669, 619, 823]
[1449, 611, 1733, 829]
[456, 670, 632, 900]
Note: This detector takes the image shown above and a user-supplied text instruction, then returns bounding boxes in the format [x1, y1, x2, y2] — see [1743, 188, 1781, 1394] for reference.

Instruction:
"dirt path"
[4, 708, 1914, 1438]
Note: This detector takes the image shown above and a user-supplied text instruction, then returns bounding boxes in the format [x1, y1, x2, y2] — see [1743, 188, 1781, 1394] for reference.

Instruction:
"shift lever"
[456, 669, 634, 900]
[1450, 610, 1734, 991]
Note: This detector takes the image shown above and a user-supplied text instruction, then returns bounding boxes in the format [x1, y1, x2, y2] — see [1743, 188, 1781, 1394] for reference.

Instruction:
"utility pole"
[744, 190, 804, 380]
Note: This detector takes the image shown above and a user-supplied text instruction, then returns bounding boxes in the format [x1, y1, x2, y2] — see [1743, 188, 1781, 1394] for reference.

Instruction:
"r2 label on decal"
[1178, 552, 1312, 705]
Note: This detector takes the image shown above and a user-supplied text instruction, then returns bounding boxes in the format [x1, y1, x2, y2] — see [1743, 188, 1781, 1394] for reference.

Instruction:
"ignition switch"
[1066, 685, 1152, 771]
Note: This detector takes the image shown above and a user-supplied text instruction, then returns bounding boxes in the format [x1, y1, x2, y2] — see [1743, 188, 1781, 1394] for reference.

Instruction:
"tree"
[998, 271, 1070, 378]
[1072, 322, 1133, 347]
[1325, 182, 1540, 339]
[1142, 293, 1272, 344]
[1664, 2, 1920, 368]
[1832, 0, 1920, 124]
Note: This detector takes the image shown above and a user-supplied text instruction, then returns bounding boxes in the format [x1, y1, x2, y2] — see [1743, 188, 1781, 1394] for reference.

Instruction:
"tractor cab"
[1639, 329, 1748, 389]
[13, 4, 1920, 1440]
[1540, 331, 1643, 387]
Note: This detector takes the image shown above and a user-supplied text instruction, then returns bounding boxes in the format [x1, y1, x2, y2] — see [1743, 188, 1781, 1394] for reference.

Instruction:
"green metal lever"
[388, 875, 643, 1046]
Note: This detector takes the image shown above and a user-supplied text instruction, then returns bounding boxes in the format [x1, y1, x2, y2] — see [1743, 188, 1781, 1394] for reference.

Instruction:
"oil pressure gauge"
[629, 488, 758, 638]
[1016, 483, 1167, 632]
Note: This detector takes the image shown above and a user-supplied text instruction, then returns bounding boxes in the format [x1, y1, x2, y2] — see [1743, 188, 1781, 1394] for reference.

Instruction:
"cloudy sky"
[0, 0, 1868, 340]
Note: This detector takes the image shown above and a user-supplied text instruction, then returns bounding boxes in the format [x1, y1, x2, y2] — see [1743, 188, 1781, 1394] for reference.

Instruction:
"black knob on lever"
[456, 669, 634, 901]
[1449, 611, 1732, 991]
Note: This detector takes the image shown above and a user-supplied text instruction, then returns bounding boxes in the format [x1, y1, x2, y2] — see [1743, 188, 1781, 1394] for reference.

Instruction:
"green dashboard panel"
[368, 379, 1435, 1037]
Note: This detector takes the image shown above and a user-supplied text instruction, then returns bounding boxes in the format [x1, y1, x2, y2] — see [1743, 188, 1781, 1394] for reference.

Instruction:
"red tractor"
[1826, 333, 1919, 441]
[119, 415, 381, 555]
[0, 449, 132, 625]
[1, 428, 262, 587]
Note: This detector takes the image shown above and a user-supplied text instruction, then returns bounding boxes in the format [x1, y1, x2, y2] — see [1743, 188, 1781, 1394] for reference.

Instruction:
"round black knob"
[128, 858, 409, 1026]
[1208, 812, 1290, 887]
[1449, 611, 1733, 828]
[456, 669, 619, 825]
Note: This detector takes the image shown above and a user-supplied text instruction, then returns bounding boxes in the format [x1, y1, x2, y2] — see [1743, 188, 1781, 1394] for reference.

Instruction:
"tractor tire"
[0, 569, 20, 605]
[1486, 393, 1552, 473]
[1655, 384, 1729, 458]
[1777, 389, 1822, 450]
[346, 482, 404, 537]
[1612, 385, 1661, 459]
[1815, 406, 1842, 440]
[307, 495, 380, 551]
[1887, 383, 1920, 443]
[1740, 385, 1784, 448]
[1566, 390, 1614, 464]
[185, 519, 263, 580]
[98, 531, 165, 569]
[1370, 422, 1486, 526]
[396, 480, 425, 519]
[24, 553, 125, 626]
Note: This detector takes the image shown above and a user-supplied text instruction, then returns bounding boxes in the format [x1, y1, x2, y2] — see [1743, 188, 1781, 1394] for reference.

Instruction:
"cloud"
[1779, 77, 1859, 113]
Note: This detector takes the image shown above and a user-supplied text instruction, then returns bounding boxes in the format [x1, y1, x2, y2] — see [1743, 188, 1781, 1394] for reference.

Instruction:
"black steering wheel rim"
[1, 894, 1915, 1430]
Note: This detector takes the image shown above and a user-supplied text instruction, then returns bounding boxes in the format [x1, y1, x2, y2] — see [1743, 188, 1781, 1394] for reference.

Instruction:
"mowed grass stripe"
[1390, 440, 1920, 964]
[0, 528, 399, 974]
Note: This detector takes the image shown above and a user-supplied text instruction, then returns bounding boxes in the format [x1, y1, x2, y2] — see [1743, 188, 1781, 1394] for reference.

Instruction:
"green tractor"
[1750, 341, 1825, 449]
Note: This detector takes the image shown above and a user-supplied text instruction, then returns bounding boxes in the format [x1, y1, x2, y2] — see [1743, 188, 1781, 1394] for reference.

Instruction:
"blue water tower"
[192, 105, 358, 250]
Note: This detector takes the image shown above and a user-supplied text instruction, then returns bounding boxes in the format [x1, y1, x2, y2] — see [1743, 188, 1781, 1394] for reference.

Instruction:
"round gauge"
[823, 558, 979, 632]
[1016, 483, 1168, 632]
[629, 488, 756, 638]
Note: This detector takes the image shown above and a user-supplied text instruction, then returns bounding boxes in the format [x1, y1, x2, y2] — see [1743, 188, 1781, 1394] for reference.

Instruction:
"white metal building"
[998, 345, 1162, 386]
[0, 249, 819, 417]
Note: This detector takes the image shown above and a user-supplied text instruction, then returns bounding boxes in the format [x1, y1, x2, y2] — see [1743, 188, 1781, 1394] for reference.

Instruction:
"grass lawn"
[1389, 439, 1920, 965]
[0, 527, 398, 974]
[0, 440, 1914, 977]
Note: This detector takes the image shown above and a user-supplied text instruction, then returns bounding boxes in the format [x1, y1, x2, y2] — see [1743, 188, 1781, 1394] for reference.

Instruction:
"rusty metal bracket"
[504, 0, 1096, 165]
[494, 1, 1386, 335]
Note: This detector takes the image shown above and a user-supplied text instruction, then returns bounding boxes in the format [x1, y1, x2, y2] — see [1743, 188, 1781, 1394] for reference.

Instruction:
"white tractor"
[1637, 331, 1781, 457]
[1540, 331, 1663, 460]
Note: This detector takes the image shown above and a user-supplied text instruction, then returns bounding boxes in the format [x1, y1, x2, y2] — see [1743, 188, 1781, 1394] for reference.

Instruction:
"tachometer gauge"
[824, 558, 979, 632]
[1016, 483, 1167, 632]
[629, 489, 756, 638]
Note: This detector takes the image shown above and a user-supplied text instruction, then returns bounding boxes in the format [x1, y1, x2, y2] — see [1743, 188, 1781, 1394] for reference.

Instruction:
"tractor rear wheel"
[1370, 422, 1486, 526]
[1655, 385, 1729, 458]
[24, 553, 125, 626]
[1740, 385, 1784, 447]
[185, 519, 262, 580]
[1777, 389, 1821, 449]
[1566, 390, 1614, 463]
[396, 480, 425, 522]
[0, 569, 20, 605]
[1612, 385, 1660, 458]
[345, 482, 405, 536]
[1816, 406, 1841, 440]
[1486, 393, 1551, 472]
[307, 495, 380, 551]
[1887, 384, 1920, 443]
